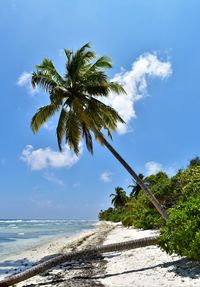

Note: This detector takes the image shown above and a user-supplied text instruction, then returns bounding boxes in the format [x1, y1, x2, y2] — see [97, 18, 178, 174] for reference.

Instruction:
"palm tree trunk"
[94, 129, 168, 220]
[0, 236, 158, 287]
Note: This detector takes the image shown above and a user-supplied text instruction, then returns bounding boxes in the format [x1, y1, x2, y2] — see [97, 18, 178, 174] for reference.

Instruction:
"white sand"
[0, 221, 114, 286]
[0, 230, 95, 278]
[1, 222, 200, 287]
[100, 225, 200, 287]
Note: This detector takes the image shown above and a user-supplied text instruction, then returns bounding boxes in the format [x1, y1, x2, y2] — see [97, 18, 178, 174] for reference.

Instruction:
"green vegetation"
[99, 171, 174, 229]
[110, 187, 128, 209]
[159, 194, 200, 260]
[29, 43, 200, 261]
[159, 165, 200, 260]
[99, 161, 200, 261]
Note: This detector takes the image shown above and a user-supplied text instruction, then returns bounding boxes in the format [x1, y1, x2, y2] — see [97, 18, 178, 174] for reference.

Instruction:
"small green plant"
[159, 194, 200, 260]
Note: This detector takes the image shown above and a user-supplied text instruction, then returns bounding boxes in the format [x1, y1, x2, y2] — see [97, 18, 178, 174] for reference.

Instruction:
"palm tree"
[0, 235, 158, 286]
[110, 186, 128, 208]
[128, 173, 145, 199]
[30, 43, 167, 220]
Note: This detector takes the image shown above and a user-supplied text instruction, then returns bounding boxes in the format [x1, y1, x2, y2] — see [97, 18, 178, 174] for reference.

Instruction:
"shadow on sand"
[74, 257, 200, 280]
[0, 253, 200, 286]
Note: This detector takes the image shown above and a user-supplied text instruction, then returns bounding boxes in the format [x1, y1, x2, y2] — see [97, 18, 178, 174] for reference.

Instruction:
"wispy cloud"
[100, 171, 112, 183]
[73, 182, 81, 188]
[20, 145, 82, 170]
[104, 53, 172, 134]
[31, 199, 65, 209]
[16, 72, 38, 95]
[43, 172, 64, 186]
[42, 121, 55, 131]
[145, 161, 176, 177]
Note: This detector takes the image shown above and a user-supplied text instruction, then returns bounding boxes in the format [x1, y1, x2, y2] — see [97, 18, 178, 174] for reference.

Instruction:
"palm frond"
[84, 85, 109, 96]
[31, 72, 56, 93]
[50, 90, 64, 106]
[91, 56, 112, 69]
[56, 108, 69, 151]
[64, 48, 72, 63]
[65, 111, 82, 155]
[31, 104, 59, 133]
[35, 58, 65, 85]
[108, 82, 126, 95]
[67, 43, 97, 82]
[82, 123, 93, 154]
[76, 42, 91, 54]
[88, 97, 125, 125]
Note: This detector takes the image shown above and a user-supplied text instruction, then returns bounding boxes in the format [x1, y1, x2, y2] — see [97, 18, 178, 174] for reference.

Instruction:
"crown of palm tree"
[128, 173, 145, 199]
[31, 43, 126, 155]
[110, 186, 128, 208]
[30, 43, 168, 221]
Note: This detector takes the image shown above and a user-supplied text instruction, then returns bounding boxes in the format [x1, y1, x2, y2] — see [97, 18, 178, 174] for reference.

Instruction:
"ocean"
[0, 219, 97, 260]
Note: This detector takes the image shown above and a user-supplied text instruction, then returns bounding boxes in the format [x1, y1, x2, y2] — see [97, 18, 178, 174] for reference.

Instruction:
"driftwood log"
[0, 236, 158, 287]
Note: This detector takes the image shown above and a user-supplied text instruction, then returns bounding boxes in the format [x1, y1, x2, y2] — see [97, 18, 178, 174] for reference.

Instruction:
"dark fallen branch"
[0, 236, 159, 287]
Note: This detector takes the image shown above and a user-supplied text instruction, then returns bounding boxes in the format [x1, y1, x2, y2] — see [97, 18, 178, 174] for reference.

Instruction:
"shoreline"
[0, 221, 115, 286]
[1, 222, 200, 287]
[0, 219, 97, 261]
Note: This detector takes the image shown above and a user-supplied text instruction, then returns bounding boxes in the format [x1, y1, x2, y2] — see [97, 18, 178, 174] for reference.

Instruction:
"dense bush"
[99, 207, 123, 222]
[121, 199, 165, 229]
[159, 194, 200, 260]
[99, 165, 200, 233]
[122, 172, 175, 229]
[99, 161, 200, 260]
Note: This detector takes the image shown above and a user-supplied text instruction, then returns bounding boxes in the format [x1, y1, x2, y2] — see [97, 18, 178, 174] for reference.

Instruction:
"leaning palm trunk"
[30, 44, 168, 221]
[94, 129, 168, 220]
[0, 236, 158, 287]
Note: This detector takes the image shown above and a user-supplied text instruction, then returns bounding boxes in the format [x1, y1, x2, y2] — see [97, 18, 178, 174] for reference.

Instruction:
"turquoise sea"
[0, 219, 97, 260]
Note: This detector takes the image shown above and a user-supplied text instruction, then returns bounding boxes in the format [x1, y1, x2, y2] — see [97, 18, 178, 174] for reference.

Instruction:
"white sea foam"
[0, 219, 97, 260]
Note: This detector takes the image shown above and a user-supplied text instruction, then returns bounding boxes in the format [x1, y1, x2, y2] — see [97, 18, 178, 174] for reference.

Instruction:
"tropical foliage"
[31, 43, 125, 155]
[99, 171, 173, 229]
[110, 187, 128, 208]
[159, 193, 200, 260]
[99, 159, 200, 260]
[128, 173, 145, 199]
[159, 165, 200, 260]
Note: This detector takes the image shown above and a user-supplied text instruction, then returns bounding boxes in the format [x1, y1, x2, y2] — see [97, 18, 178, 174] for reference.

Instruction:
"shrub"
[159, 194, 200, 261]
[171, 166, 200, 199]
[98, 207, 123, 222]
[120, 172, 173, 229]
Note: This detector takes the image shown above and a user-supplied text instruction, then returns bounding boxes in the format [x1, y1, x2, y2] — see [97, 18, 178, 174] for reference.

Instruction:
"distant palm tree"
[188, 156, 200, 167]
[128, 173, 145, 199]
[110, 186, 128, 208]
[30, 43, 167, 220]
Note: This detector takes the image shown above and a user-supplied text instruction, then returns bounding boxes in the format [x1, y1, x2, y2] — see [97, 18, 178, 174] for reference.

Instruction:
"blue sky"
[0, 0, 200, 219]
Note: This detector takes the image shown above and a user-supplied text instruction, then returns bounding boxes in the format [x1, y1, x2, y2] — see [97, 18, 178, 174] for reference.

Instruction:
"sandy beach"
[0, 222, 200, 287]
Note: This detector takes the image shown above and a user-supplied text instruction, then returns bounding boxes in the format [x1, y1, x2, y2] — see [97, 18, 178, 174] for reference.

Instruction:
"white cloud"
[42, 121, 55, 131]
[145, 161, 162, 176]
[20, 145, 82, 170]
[43, 172, 64, 186]
[100, 171, 112, 183]
[145, 161, 176, 177]
[17, 72, 38, 95]
[73, 182, 81, 188]
[104, 53, 172, 134]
